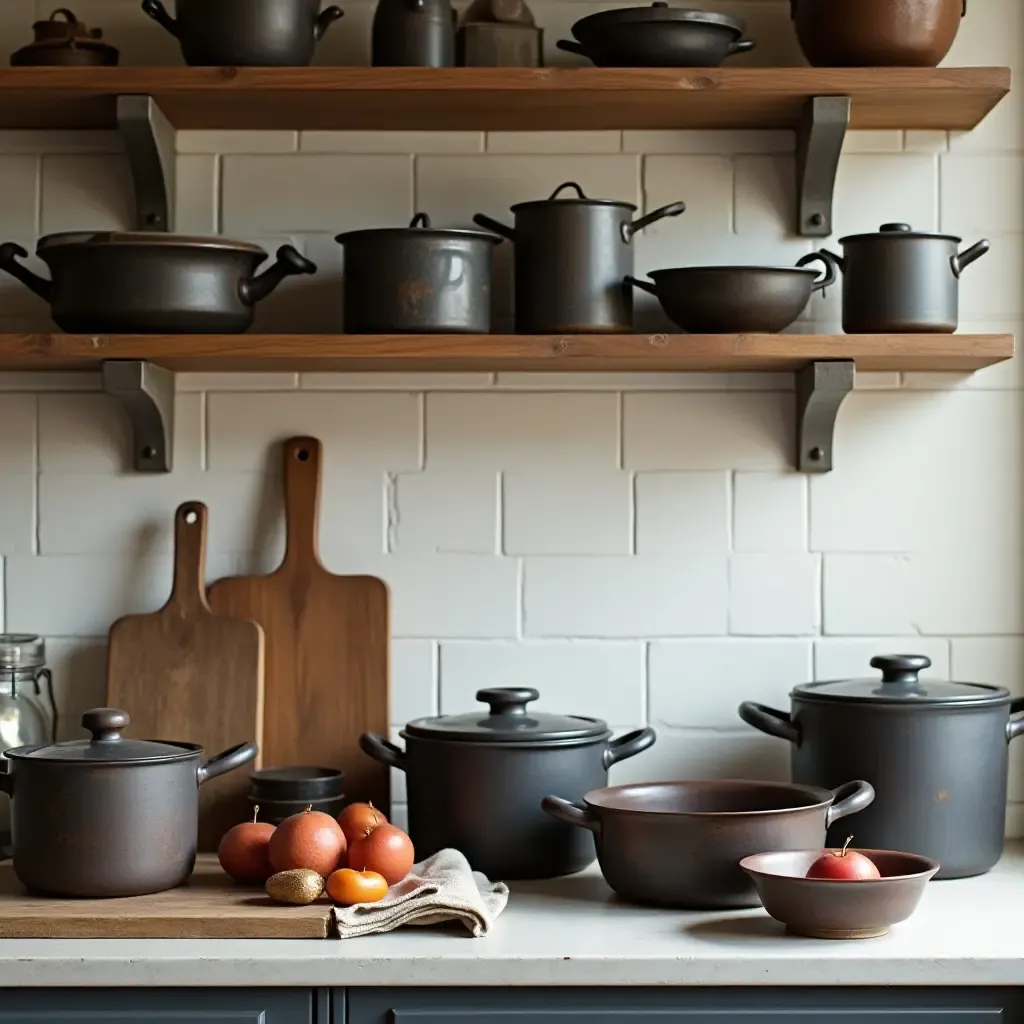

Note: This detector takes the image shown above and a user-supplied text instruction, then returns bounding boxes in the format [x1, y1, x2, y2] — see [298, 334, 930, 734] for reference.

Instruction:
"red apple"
[805, 836, 881, 880]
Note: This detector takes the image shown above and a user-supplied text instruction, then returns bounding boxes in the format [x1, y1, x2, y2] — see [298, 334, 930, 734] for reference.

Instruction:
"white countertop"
[0, 844, 1021, 989]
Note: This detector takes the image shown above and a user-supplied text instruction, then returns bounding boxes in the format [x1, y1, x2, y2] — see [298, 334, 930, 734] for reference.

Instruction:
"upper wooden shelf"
[0, 66, 1009, 133]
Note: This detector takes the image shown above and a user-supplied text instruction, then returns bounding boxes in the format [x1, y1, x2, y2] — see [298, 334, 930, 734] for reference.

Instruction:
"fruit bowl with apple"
[739, 841, 939, 940]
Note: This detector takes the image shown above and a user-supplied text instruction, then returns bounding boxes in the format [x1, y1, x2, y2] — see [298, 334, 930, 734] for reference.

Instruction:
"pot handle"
[140, 0, 178, 37]
[623, 201, 687, 242]
[556, 39, 590, 59]
[796, 250, 839, 293]
[603, 726, 657, 769]
[541, 795, 600, 834]
[799, 248, 844, 276]
[197, 741, 259, 786]
[951, 239, 990, 278]
[825, 780, 876, 828]
[737, 701, 800, 744]
[472, 213, 515, 241]
[962, 0, 967, 16]
[1007, 697, 1024, 742]
[239, 244, 316, 306]
[728, 39, 756, 55]
[0, 243, 52, 302]
[625, 274, 658, 297]
[359, 733, 408, 772]
[315, 5, 345, 40]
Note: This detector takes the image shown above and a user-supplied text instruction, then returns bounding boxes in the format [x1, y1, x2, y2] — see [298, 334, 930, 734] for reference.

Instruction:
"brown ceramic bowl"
[247, 793, 346, 826]
[740, 848, 939, 939]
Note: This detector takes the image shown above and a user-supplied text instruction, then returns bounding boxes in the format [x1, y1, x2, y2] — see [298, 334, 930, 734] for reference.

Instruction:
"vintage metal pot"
[542, 779, 875, 909]
[336, 214, 502, 333]
[0, 708, 258, 897]
[10, 9, 120, 66]
[802, 224, 988, 334]
[738, 654, 1024, 879]
[0, 233, 316, 334]
[360, 687, 656, 879]
[142, 0, 344, 66]
[372, 0, 456, 66]
[473, 182, 686, 333]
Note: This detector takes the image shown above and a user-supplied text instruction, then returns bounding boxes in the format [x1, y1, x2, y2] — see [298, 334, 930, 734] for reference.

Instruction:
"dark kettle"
[372, 0, 455, 66]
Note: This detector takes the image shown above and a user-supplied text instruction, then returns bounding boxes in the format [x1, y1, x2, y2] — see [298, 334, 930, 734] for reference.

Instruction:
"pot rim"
[5, 739, 202, 765]
[649, 265, 820, 276]
[37, 232, 267, 255]
[739, 848, 941, 882]
[838, 230, 962, 245]
[572, 4, 744, 34]
[510, 197, 638, 214]
[791, 686, 1010, 708]
[335, 227, 503, 245]
[400, 726, 613, 748]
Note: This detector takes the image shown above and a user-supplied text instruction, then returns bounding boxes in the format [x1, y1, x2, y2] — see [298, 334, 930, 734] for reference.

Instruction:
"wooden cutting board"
[208, 437, 390, 811]
[107, 501, 265, 852]
[0, 856, 331, 938]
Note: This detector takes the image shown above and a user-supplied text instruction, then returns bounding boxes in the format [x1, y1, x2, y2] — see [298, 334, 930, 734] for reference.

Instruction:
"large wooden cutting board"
[208, 437, 390, 811]
[107, 502, 265, 852]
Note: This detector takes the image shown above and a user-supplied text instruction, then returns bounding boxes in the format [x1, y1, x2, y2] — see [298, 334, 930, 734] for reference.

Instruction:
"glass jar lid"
[793, 655, 1010, 707]
[0, 634, 45, 672]
[404, 688, 610, 743]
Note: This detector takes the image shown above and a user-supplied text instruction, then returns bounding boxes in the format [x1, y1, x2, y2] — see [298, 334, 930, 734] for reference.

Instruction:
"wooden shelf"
[0, 333, 1011, 374]
[0, 66, 1009, 133]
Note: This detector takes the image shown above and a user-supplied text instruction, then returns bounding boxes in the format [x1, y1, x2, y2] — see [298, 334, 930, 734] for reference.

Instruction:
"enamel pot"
[739, 654, 1024, 878]
[361, 687, 656, 879]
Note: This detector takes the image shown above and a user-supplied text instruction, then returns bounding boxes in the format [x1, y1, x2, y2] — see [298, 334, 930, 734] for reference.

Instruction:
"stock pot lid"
[404, 687, 609, 743]
[573, 3, 744, 31]
[37, 232, 267, 255]
[336, 212, 501, 245]
[839, 223, 962, 245]
[793, 655, 1010, 706]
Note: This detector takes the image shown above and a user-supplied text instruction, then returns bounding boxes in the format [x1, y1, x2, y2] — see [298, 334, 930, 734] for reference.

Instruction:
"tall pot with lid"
[360, 687, 656, 879]
[738, 654, 1024, 878]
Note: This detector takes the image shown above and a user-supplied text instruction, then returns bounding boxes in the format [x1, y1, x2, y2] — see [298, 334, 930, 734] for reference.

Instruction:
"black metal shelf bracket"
[116, 95, 176, 232]
[101, 360, 175, 473]
[795, 95, 851, 238]
[796, 359, 854, 473]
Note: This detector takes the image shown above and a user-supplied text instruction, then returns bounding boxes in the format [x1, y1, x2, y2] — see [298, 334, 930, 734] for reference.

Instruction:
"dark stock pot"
[361, 687, 656, 879]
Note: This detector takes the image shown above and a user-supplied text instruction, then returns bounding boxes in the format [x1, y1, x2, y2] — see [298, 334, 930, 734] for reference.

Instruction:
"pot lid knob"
[651, 2, 668, 6]
[82, 707, 129, 743]
[879, 223, 913, 233]
[409, 212, 432, 229]
[476, 687, 539, 716]
[870, 654, 931, 687]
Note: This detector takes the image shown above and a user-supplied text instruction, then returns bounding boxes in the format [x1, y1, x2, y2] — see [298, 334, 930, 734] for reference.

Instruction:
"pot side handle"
[603, 726, 656, 769]
[625, 274, 658, 297]
[239, 245, 316, 306]
[825, 780, 875, 828]
[315, 5, 345, 40]
[1007, 697, 1024, 742]
[796, 250, 839, 293]
[359, 733, 408, 772]
[472, 213, 515, 241]
[556, 39, 590, 59]
[541, 795, 599, 833]
[197, 741, 259, 786]
[737, 701, 800, 744]
[728, 39, 756, 55]
[951, 239, 990, 278]
[140, 0, 178, 37]
[0, 243, 52, 302]
[623, 201, 686, 242]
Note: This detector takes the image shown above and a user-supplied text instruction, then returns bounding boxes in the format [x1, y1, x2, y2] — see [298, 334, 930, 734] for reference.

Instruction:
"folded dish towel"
[333, 848, 509, 939]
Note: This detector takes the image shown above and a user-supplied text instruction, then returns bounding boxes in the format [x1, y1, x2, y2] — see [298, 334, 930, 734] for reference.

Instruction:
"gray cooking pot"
[739, 654, 1024, 879]
[801, 223, 989, 334]
[0, 708, 258, 897]
[360, 687, 656, 879]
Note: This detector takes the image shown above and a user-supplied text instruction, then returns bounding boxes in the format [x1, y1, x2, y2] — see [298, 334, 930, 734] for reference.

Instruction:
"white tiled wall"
[1, 0, 1023, 831]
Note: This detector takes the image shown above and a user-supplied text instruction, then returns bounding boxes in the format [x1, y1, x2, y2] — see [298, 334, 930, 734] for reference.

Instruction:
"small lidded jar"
[0, 635, 56, 755]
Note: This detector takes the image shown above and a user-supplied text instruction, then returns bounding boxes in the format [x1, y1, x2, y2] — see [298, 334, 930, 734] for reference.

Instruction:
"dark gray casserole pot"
[0, 708, 258, 898]
[361, 687, 656, 879]
[739, 654, 1024, 879]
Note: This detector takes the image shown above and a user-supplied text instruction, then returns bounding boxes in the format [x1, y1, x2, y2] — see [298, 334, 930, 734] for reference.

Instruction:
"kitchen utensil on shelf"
[791, 0, 965, 67]
[141, 0, 343, 66]
[209, 438, 390, 812]
[372, 0, 456, 66]
[738, 654, 1024, 879]
[626, 256, 836, 334]
[10, 9, 119, 66]
[473, 182, 685, 333]
[740, 848, 939, 940]
[457, 0, 541, 67]
[335, 214, 502, 333]
[801, 225, 988, 335]
[249, 765, 345, 802]
[0, 234, 316, 334]
[556, 3, 753, 67]
[0, 708, 257, 898]
[361, 687, 656, 879]
[247, 794, 346, 825]
[107, 502, 265, 852]
[542, 779, 874, 909]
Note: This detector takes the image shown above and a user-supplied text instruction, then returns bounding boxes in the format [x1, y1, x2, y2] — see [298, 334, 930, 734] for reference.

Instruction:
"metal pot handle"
[359, 733, 408, 772]
[950, 239, 990, 278]
[623, 201, 686, 242]
[737, 701, 800, 744]
[625, 274, 658, 297]
[472, 213, 515, 241]
[728, 39, 756, 55]
[548, 181, 587, 200]
[962, 0, 967, 17]
[541, 795, 600, 833]
[239, 244, 316, 306]
[410, 213, 432, 229]
[1007, 697, 1024, 742]
[0, 243, 52, 302]
[603, 726, 657, 769]
[197, 742, 258, 786]
[556, 39, 590, 59]
[825, 780, 875, 828]
[796, 250, 839, 293]
[140, 0, 178, 37]
[314, 5, 344, 41]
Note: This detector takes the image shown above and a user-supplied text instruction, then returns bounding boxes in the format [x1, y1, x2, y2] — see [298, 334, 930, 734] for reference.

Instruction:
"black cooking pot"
[360, 687, 656, 879]
[0, 708, 258, 897]
[473, 182, 685, 333]
[802, 224, 989, 334]
[336, 213, 502, 333]
[142, 0, 343, 66]
[0, 233, 316, 334]
[739, 654, 1024, 879]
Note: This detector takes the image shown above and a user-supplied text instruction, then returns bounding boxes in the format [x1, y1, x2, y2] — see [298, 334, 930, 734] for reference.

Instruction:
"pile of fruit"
[218, 802, 415, 906]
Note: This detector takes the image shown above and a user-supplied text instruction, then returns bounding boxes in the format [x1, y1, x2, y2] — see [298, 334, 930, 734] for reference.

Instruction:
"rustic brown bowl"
[740, 848, 939, 939]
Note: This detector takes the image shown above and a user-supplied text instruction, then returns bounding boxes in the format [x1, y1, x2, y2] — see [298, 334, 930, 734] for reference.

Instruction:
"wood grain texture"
[0, 855, 330, 938]
[208, 438, 390, 812]
[0, 333, 1012, 373]
[0, 66, 1007, 132]
[107, 502, 265, 852]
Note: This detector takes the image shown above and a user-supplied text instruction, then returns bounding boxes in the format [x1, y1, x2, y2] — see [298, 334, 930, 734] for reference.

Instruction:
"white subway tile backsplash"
[393, 470, 498, 555]
[485, 132, 621, 154]
[644, 156, 733, 234]
[0, 394, 36, 473]
[44, 637, 107, 740]
[174, 155, 217, 235]
[178, 132, 297, 154]
[0, 479, 33, 556]
[733, 472, 807, 553]
[729, 554, 821, 636]
[623, 130, 794, 155]
[40, 154, 133, 233]
[823, 555, 916, 636]
[951, 638, 1024, 694]
[634, 471, 729, 554]
[303, 132, 483, 154]
[941, 155, 1024, 235]
[391, 639, 437, 721]
[0, 156, 38, 239]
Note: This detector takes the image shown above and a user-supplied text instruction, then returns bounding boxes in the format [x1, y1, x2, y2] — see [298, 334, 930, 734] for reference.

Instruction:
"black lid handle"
[879, 223, 913, 233]
[476, 688, 539, 716]
[83, 707, 129, 742]
[870, 654, 931, 686]
[548, 181, 587, 201]
[409, 213, 432, 229]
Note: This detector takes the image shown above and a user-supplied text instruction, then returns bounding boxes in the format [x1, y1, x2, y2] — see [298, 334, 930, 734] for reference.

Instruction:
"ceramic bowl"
[739, 848, 939, 939]
[248, 765, 344, 802]
[247, 793, 347, 826]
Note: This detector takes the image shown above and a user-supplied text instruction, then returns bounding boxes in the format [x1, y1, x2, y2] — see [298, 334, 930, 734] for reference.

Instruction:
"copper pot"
[791, 0, 965, 68]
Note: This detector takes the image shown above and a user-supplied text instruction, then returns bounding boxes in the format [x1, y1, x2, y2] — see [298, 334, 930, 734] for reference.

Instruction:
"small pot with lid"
[739, 654, 1024, 879]
[360, 687, 656, 879]
[10, 9, 120, 66]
